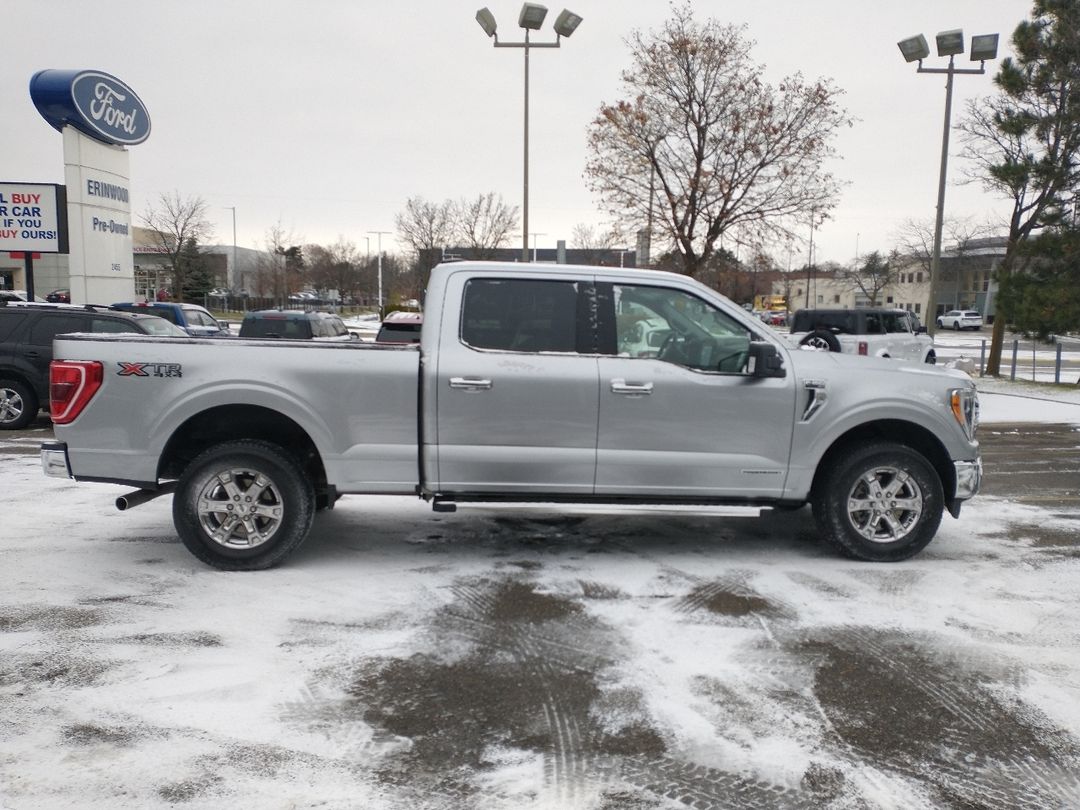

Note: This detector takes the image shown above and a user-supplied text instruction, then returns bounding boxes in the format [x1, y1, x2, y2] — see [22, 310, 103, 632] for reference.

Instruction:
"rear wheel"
[799, 330, 841, 352]
[953, 321, 960, 331]
[812, 442, 943, 562]
[0, 379, 37, 430]
[172, 440, 315, 570]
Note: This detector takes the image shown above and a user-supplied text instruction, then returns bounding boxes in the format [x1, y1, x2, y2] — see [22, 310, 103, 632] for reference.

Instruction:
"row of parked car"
[0, 299, 422, 430]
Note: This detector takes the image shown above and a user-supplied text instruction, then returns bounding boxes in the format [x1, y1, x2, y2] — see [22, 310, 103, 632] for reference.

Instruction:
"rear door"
[20, 314, 85, 400]
[433, 275, 600, 495]
[595, 281, 796, 498]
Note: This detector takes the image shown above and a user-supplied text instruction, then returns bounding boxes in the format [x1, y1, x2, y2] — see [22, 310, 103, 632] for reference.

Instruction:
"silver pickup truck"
[42, 262, 981, 570]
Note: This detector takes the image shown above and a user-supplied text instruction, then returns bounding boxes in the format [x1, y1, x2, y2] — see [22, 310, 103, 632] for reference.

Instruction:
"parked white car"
[937, 310, 983, 331]
[787, 308, 936, 364]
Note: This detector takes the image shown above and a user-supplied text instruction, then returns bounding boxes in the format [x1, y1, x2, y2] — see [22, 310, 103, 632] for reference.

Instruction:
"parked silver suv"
[787, 308, 936, 364]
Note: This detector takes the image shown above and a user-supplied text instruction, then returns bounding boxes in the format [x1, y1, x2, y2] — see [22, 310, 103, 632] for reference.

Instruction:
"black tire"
[936, 319, 943, 329]
[811, 441, 943, 562]
[0, 378, 37, 430]
[799, 330, 841, 352]
[172, 440, 315, 570]
[952, 321, 960, 331]
[925, 350, 937, 365]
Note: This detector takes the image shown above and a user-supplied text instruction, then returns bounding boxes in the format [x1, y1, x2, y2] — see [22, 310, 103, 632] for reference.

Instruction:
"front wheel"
[812, 442, 943, 562]
[172, 440, 315, 570]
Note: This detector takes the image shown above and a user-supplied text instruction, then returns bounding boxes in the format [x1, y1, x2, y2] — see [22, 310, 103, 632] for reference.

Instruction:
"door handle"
[449, 377, 493, 391]
[610, 379, 653, 395]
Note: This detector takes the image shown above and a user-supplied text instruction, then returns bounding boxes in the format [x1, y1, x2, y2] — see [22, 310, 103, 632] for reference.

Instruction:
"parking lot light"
[898, 26, 998, 336]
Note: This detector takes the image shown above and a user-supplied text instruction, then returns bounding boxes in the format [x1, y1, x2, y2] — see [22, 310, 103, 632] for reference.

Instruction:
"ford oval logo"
[30, 69, 151, 147]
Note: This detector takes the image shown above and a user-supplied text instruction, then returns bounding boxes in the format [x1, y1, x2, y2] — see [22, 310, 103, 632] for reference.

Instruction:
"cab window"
[603, 284, 752, 373]
[460, 278, 586, 353]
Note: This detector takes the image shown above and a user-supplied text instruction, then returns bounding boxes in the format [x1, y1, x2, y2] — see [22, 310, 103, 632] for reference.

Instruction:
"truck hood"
[785, 347, 973, 386]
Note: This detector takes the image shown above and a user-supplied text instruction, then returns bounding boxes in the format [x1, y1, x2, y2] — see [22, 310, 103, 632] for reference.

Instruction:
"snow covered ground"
[2, 379, 1080, 809]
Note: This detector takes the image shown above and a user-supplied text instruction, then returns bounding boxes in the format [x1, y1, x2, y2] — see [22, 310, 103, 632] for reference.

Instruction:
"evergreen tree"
[177, 237, 214, 302]
[959, 0, 1080, 374]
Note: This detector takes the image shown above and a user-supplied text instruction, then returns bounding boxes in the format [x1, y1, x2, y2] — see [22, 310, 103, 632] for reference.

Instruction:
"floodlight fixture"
[476, 7, 497, 38]
[936, 29, 964, 57]
[970, 33, 999, 61]
[553, 9, 582, 38]
[897, 34, 930, 63]
[518, 2, 548, 30]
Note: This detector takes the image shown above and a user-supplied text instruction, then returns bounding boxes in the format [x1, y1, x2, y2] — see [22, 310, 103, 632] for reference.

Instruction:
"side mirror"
[917, 325, 928, 334]
[747, 341, 786, 378]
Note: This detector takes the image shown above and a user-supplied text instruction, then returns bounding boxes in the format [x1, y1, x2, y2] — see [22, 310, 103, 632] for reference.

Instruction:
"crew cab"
[42, 262, 981, 570]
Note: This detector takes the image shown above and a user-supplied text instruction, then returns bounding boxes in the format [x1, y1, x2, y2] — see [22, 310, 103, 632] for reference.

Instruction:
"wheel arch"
[0, 369, 41, 402]
[158, 405, 326, 493]
[810, 419, 956, 503]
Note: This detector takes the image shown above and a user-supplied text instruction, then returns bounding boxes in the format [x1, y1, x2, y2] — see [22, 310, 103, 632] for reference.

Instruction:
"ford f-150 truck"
[41, 262, 981, 570]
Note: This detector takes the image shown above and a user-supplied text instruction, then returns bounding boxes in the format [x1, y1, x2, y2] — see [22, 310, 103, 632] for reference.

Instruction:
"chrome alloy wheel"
[0, 386, 25, 425]
[845, 466, 924, 543]
[196, 467, 285, 549]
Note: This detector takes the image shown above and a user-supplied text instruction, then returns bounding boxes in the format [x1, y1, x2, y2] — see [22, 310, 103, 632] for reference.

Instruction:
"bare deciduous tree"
[307, 237, 362, 303]
[570, 222, 621, 264]
[840, 251, 896, 307]
[585, 3, 852, 278]
[453, 192, 518, 259]
[140, 191, 212, 301]
[253, 221, 303, 305]
[395, 197, 455, 273]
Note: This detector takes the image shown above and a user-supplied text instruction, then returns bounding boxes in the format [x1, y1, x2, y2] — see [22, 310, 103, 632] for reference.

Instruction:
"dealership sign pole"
[29, 69, 151, 305]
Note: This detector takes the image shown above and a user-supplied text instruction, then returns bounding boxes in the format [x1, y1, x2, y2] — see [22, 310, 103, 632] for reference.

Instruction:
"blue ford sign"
[30, 69, 151, 147]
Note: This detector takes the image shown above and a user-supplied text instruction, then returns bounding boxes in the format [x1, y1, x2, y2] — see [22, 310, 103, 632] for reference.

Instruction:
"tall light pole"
[898, 30, 998, 336]
[475, 5, 583, 262]
[368, 230, 391, 311]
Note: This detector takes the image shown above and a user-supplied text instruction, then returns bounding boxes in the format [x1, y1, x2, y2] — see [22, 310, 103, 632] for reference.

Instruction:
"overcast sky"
[6, 0, 1032, 266]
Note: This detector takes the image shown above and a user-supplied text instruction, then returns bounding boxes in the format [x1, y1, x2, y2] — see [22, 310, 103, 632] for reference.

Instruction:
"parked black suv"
[238, 309, 354, 341]
[0, 301, 186, 429]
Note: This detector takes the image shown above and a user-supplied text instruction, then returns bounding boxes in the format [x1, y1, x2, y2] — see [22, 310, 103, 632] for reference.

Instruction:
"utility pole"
[368, 231, 391, 312]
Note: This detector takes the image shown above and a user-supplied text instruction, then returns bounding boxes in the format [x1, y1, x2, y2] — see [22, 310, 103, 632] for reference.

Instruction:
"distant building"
[776, 236, 1008, 322]
[2, 227, 266, 301]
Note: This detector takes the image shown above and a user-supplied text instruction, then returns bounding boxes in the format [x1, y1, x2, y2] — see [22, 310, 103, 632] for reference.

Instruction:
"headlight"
[949, 387, 979, 441]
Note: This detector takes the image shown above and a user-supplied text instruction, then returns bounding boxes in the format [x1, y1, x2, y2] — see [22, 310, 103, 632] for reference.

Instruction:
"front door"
[595, 282, 796, 498]
[433, 276, 600, 495]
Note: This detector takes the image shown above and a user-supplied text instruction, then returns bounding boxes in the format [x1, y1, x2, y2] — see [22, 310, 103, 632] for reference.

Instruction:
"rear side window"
[0, 311, 27, 342]
[91, 318, 141, 334]
[461, 279, 583, 353]
[120, 304, 181, 324]
[792, 311, 855, 334]
[377, 323, 422, 343]
[240, 316, 313, 339]
[28, 315, 86, 345]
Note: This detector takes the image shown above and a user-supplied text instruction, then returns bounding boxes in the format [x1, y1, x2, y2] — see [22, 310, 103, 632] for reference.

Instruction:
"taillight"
[858, 341, 868, 355]
[50, 361, 104, 424]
